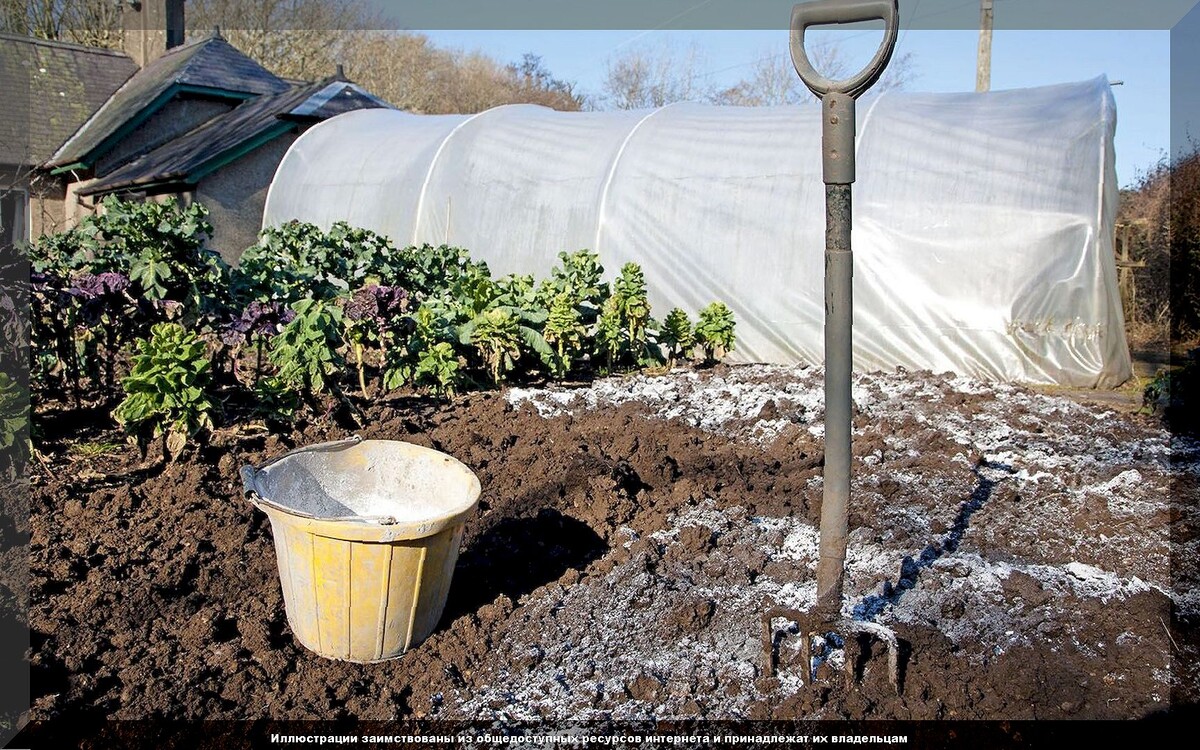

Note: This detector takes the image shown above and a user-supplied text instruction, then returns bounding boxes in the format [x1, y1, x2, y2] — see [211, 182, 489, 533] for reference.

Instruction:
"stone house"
[1, 0, 389, 261]
[0, 32, 136, 248]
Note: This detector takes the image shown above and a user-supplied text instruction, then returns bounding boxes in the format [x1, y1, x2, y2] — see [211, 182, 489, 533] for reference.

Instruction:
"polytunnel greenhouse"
[263, 76, 1130, 388]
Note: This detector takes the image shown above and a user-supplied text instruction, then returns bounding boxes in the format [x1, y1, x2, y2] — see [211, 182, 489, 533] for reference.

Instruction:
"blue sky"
[417, 28, 1172, 187]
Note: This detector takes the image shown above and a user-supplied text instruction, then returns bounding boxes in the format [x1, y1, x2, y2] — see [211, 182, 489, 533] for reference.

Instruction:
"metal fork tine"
[800, 629, 814, 686]
[843, 631, 860, 689]
[762, 612, 905, 694]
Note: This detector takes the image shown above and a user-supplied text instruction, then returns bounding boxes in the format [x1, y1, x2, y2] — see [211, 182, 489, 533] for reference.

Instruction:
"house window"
[0, 188, 28, 250]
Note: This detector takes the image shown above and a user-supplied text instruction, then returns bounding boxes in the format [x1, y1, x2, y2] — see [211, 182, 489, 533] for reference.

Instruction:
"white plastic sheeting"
[263, 76, 1130, 388]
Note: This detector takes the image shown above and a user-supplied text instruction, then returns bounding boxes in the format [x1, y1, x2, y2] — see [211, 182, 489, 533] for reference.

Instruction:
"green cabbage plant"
[695, 302, 736, 362]
[113, 323, 214, 460]
[269, 300, 345, 397]
[659, 308, 695, 366]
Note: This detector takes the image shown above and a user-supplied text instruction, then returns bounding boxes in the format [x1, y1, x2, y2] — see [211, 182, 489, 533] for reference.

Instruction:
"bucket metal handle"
[790, 0, 899, 99]
[240, 435, 400, 526]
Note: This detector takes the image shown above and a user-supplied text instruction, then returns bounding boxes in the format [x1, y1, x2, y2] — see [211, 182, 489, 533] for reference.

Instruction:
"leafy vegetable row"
[29, 197, 737, 459]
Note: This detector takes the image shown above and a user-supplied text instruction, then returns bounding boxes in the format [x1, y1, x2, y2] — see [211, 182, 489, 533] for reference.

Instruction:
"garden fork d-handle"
[789, 0, 899, 100]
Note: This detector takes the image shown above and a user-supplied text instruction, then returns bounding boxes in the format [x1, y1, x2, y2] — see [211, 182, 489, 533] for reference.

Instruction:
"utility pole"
[976, 0, 994, 92]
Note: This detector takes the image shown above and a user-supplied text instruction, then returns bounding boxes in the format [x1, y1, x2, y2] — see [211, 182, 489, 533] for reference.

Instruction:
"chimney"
[123, 0, 187, 68]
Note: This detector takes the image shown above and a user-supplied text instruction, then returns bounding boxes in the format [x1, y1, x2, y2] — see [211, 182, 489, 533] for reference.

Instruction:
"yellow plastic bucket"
[241, 436, 481, 662]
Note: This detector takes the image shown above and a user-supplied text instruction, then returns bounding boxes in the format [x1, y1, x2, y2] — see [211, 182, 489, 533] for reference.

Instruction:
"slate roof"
[78, 78, 391, 196]
[47, 31, 289, 169]
[0, 33, 138, 166]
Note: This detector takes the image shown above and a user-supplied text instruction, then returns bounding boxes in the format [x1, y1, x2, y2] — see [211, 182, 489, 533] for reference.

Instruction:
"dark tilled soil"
[16, 365, 1200, 729]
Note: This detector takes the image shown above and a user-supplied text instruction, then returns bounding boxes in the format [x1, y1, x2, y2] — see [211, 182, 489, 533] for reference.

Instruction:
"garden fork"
[761, 0, 905, 695]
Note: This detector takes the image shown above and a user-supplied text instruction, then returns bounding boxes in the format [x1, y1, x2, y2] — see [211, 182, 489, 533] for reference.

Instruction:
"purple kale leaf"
[345, 285, 409, 333]
[68, 271, 131, 300]
[222, 300, 295, 345]
[68, 272, 133, 324]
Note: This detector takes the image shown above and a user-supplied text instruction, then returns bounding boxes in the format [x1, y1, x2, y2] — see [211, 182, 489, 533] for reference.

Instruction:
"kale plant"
[29, 269, 82, 398]
[413, 341, 462, 397]
[596, 262, 657, 371]
[94, 196, 226, 318]
[384, 303, 464, 395]
[547, 249, 607, 313]
[233, 221, 400, 307]
[221, 300, 296, 384]
[469, 307, 524, 384]
[695, 301, 737, 362]
[0, 370, 28, 476]
[269, 300, 345, 399]
[396, 243, 490, 299]
[343, 284, 410, 396]
[543, 291, 586, 378]
[659, 308, 694, 366]
[68, 271, 138, 390]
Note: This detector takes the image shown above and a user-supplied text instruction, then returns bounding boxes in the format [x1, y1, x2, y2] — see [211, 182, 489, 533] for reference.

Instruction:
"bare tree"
[186, 0, 373, 81]
[1119, 145, 1200, 341]
[713, 53, 811, 107]
[0, 0, 372, 72]
[600, 40, 710, 110]
[0, 0, 122, 48]
[873, 49, 914, 95]
[600, 36, 914, 110]
[340, 31, 584, 114]
[338, 31, 442, 112]
[507, 53, 585, 110]
[715, 45, 914, 106]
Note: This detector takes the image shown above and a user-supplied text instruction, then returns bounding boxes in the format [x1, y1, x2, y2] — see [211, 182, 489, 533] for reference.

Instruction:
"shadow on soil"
[443, 508, 607, 622]
[855, 460, 1014, 620]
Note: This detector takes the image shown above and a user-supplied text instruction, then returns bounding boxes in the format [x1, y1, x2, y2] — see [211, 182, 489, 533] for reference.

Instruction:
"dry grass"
[1126, 319, 1172, 358]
